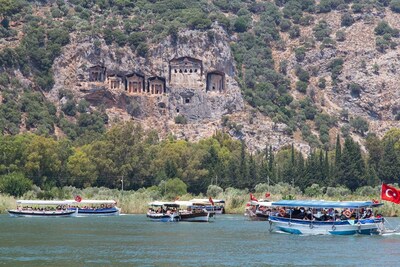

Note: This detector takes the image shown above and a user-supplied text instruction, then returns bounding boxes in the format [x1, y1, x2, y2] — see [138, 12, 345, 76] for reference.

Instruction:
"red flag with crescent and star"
[381, 183, 400, 204]
[250, 193, 258, 202]
[75, 195, 82, 202]
[209, 197, 214, 206]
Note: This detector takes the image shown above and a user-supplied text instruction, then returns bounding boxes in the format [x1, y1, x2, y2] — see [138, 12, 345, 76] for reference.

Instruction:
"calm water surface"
[1, 214, 400, 266]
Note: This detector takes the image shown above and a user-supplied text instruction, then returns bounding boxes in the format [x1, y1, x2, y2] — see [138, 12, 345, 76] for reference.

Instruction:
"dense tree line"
[1, 122, 400, 197]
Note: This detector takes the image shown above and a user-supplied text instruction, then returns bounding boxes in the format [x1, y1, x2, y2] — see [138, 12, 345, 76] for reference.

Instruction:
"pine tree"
[332, 134, 342, 184]
[365, 133, 383, 173]
[239, 140, 249, 188]
[324, 149, 330, 182]
[295, 151, 305, 187]
[378, 138, 400, 184]
[268, 146, 275, 181]
[337, 137, 366, 191]
[335, 134, 341, 166]
[248, 154, 258, 188]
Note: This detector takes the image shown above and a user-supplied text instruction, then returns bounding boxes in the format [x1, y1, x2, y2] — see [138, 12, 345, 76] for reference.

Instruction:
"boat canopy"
[173, 200, 214, 206]
[148, 201, 180, 207]
[66, 200, 117, 205]
[271, 200, 382, 208]
[190, 198, 225, 204]
[257, 201, 273, 207]
[248, 200, 273, 206]
[16, 200, 71, 205]
[174, 201, 193, 206]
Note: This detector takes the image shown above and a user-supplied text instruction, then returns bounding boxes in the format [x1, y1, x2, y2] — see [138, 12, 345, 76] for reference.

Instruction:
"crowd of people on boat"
[69, 204, 115, 210]
[148, 207, 178, 215]
[18, 206, 69, 211]
[246, 204, 272, 216]
[275, 207, 378, 221]
[148, 205, 208, 215]
[18, 204, 116, 212]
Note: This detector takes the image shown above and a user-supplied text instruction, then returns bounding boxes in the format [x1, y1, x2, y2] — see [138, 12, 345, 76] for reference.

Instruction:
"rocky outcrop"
[275, 9, 400, 141]
[51, 25, 243, 120]
[49, 24, 307, 153]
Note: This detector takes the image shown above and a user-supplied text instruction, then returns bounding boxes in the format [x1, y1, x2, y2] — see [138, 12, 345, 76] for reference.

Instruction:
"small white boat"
[189, 198, 225, 214]
[175, 201, 213, 222]
[66, 199, 120, 216]
[147, 201, 180, 222]
[268, 200, 385, 235]
[8, 200, 78, 217]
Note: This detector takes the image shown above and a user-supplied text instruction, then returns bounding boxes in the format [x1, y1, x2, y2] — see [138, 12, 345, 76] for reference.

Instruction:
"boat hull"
[147, 213, 179, 222]
[204, 206, 224, 214]
[70, 207, 120, 216]
[269, 216, 383, 235]
[245, 210, 269, 221]
[179, 212, 212, 222]
[8, 209, 78, 218]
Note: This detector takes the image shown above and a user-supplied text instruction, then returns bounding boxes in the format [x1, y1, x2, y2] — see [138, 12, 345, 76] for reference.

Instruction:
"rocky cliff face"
[275, 10, 400, 138]
[49, 24, 305, 152]
[51, 26, 243, 115]
[46, 8, 400, 154]
[50, 25, 257, 139]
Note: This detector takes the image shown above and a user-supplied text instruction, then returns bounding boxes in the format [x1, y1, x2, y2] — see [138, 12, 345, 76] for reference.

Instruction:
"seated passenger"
[320, 210, 332, 221]
[291, 208, 302, 219]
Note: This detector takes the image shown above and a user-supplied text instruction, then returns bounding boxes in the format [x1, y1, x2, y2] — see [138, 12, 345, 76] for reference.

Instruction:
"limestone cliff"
[51, 27, 241, 128]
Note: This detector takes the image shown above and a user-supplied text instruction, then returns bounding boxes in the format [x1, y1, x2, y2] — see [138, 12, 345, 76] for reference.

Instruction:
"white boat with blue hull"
[268, 200, 385, 235]
[67, 199, 120, 216]
[8, 200, 78, 217]
[147, 201, 180, 222]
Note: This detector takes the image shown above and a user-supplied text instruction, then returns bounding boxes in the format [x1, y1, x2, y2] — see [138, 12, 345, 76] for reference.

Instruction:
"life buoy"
[101, 204, 105, 208]
[279, 208, 286, 217]
[344, 209, 352, 218]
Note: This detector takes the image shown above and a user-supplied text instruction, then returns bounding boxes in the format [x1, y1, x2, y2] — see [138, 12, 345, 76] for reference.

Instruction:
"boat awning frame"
[189, 198, 225, 204]
[271, 200, 383, 209]
[65, 200, 117, 205]
[16, 200, 71, 205]
[148, 201, 180, 207]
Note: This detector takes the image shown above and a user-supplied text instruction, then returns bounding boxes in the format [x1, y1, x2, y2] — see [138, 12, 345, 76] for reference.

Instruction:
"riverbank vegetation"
[2, 122, 400, 215]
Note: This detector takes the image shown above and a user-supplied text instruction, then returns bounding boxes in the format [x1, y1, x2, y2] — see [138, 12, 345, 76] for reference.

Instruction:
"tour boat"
[268, 200, 385, 235]
[147, 201, 180, 222]
[189, 198, 225, 214]
[244, 200, 274, 221]
[8, 200, 78, 217]
[67, 199, 120, 216]
[175, 201, 214, 222]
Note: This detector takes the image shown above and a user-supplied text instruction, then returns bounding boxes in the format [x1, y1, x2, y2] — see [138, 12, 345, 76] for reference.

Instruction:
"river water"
[0, 214, 400, 266]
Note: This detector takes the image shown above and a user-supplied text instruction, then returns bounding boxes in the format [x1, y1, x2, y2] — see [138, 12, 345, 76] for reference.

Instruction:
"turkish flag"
[265, 192, 271, 198]
[209, 197, 214, 206]
[250, 193, 258, 202]
[75, 195, 82, 202]
[381, 183, 400, 204]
